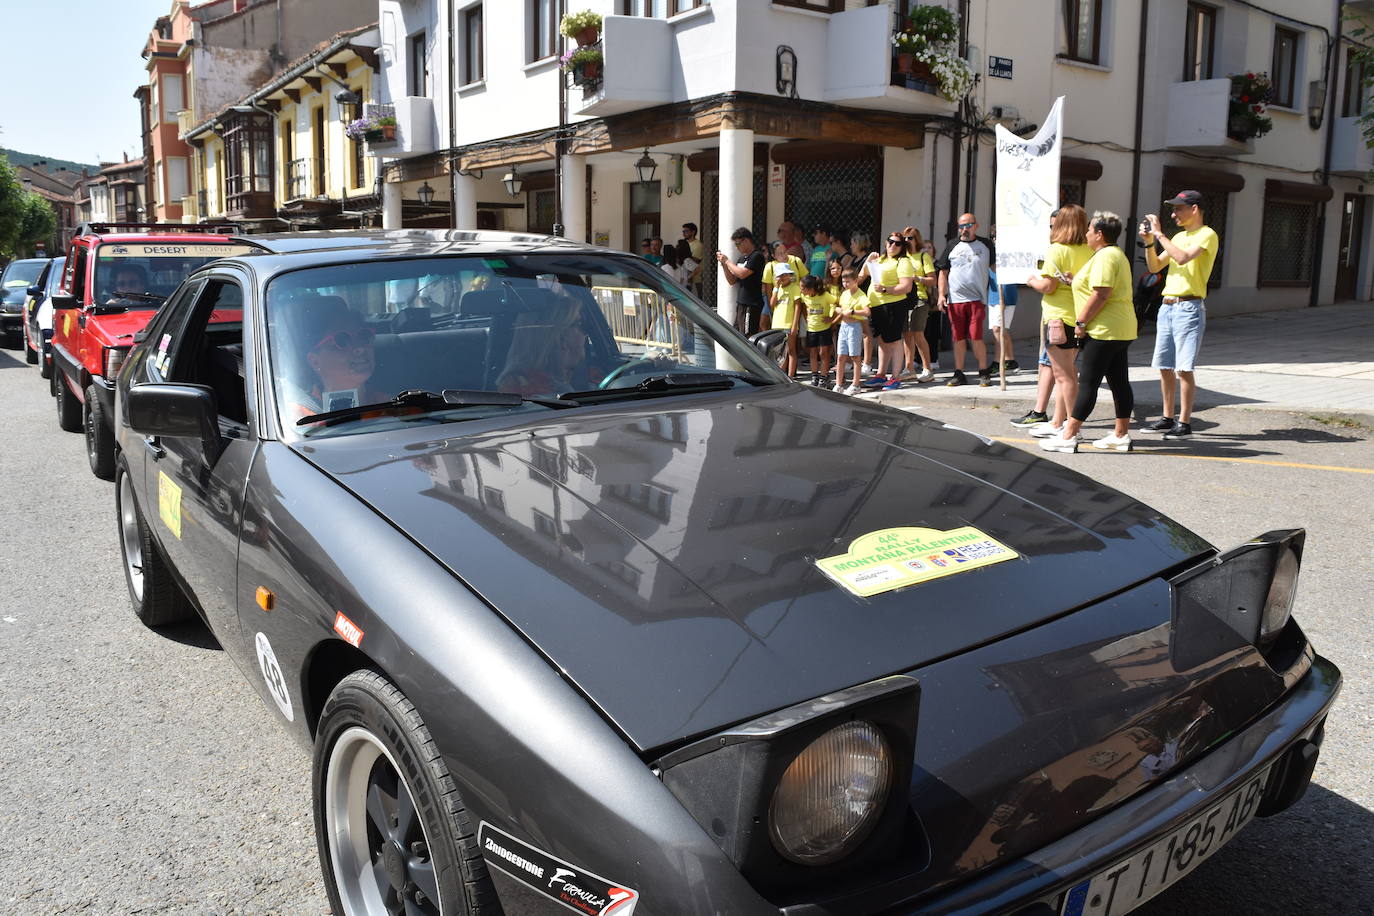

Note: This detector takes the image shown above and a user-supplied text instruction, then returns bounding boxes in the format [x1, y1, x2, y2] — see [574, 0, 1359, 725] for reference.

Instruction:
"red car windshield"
[94, 241, 257, 307]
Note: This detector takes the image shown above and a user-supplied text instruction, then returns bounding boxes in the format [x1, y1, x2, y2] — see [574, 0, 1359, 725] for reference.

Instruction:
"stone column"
[560, 153, 587, 241]
[382, 178, 402, 230]
[715, 126, 753, 370]
[451, 170, 478, 230]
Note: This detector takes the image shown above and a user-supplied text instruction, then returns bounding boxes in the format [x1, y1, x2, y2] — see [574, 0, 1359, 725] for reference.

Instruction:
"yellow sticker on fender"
[158, 471, 183, 539]
[816, 526, 1018, 598]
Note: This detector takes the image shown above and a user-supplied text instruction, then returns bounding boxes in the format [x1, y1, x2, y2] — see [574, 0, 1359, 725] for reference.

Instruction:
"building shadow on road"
[1136, 781, 1373, 914]
[155, 616, 222, 650]
[0, 347, 26, 370]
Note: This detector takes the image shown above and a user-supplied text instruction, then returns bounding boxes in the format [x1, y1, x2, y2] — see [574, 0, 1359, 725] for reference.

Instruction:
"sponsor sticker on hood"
[478, 823, 639, 916]
[817, 526, 1018, 598]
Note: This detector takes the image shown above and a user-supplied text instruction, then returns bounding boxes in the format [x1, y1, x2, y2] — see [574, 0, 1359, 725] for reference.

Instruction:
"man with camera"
[1139, 190, 1220, 440]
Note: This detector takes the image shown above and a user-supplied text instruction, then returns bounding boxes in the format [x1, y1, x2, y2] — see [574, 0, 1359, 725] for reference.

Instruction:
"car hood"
[301, 386, 1211, 752]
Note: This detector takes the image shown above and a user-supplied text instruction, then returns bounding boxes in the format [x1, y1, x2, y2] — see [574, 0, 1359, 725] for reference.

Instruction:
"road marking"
[995, 437, 1374, 476]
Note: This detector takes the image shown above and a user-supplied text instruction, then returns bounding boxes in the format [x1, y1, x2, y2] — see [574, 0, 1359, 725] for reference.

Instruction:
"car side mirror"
[126, 383, 222, 467]
[27, 285, 43, 298]
[51, 294, 78, 310]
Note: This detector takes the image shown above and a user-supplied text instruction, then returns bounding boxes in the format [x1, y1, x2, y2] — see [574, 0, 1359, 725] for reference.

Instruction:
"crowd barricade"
[591, 284, 686, 359]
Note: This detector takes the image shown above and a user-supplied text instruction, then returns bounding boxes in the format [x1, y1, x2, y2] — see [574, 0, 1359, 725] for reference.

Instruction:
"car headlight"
[1260, 539, 1301, 644]
[1172, 529, 1304, 656]
[768, 721, 893, 865]
[104, 346, 130, 378]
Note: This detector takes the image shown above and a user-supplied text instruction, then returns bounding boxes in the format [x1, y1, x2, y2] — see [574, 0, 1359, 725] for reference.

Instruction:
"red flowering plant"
[1228, 72, 1274, 141]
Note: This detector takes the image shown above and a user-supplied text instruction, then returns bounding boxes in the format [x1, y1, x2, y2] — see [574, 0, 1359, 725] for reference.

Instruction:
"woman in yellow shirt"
[858, 233, 916, 390]
[901, 226, 936, 381]
[1040, 211, 1139, 454]
[1024, 205, 1091, 436]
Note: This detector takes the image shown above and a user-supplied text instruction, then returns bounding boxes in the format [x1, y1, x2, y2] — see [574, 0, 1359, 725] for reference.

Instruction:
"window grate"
[1258, 200, 1315, 285]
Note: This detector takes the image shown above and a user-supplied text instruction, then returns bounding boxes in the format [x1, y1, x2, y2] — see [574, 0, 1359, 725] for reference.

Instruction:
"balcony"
[365, 98, 435, 158]
[572, 16, 673, 117]
[1330, 116, 1374, 178]
[180, 194, 199, 222]
[224, 174, 275, 221]
[823, 4, 960, 116]
[1165, 79, 1254, 155]
[176, 109, 195, 137]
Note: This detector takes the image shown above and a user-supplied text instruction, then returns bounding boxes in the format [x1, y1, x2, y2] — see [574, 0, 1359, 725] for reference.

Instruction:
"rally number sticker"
[158, 471, 183, 539]
[255, 632, 294, 722]
[478, 823, 639, 915]
[816, 526, 1018, 598]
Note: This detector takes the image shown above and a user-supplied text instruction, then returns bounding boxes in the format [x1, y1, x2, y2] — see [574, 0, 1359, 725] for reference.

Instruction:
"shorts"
[946, 300, 987, 343]
[869, 302, 906, 343]
[1151, 299, 1206, 371]
[906, 302, 930, 333]
[837, 321, 864, 356]
[988, 304, 1016, 330]
[804, 330, 831, 349]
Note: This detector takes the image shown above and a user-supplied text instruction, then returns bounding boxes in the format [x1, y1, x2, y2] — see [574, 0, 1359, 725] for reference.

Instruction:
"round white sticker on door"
[255, 632, 294, 722]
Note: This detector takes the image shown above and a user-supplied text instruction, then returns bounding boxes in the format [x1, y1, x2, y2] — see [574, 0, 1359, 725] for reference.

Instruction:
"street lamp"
[634, 148, 657, 184]
[1307, 79, 1327, 131]
[417, 181, 435, 208]
[503, 166, 523, 198]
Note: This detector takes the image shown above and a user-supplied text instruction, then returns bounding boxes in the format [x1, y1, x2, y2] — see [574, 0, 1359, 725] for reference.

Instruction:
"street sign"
[989, 56, 1013, 80]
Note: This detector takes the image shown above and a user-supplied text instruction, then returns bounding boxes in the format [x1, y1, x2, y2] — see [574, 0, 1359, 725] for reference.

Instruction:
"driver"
[105, 264, 148, 303]
[496, 297, 595, 397]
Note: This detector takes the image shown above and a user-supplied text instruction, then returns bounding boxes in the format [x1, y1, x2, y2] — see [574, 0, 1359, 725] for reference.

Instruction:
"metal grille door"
[785, 157, 881, 252]
[699, 167, 767, 307]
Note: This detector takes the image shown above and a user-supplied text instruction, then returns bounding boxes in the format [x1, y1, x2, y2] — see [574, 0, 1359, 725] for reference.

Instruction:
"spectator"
[829, 230, 855, 271]
[1140, 190, 1220, 440]
[777, 220, 806, 260]
[800, 273, 838, 387]
[1039, 211, 1138, 454]
[859, 232, 916, 391]
[762, 240, 808, 310]
[848, 231, 875, 372]
[1021, 205, 1091, 434]
[660, 243, 680, 280]
[987, 269, 1020, 375]
[936, 213, 995, 387]
[675, 239, 700, 288]
[808, 225, 834, 278]
[681, 223, 706, 293]
[769, 263, 803, 378]
[640, 238, 663, 265]
[716, 227, 766, 335]
[901, 226, 936, 381]
[834, 267, 871, 394]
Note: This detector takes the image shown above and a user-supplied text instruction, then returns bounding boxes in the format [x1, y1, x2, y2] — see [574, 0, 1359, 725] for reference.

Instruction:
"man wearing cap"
[1140, 190, 1220, 439]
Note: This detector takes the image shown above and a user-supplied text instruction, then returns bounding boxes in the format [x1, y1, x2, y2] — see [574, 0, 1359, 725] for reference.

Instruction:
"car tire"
[314, 670, 498, 916]
[116, 462, 191, 627]
[86, 384, 116, 481]
[55, 372, 82, 432]
[39, 347, 52, 379]
[24, 326, 38, 364]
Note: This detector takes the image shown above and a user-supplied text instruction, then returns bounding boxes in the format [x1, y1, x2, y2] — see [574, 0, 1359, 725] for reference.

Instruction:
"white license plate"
[1060, 766, 1270, 916]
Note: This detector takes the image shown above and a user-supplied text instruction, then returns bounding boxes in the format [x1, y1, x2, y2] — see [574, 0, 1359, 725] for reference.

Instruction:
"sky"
[0, 0, 180, 166]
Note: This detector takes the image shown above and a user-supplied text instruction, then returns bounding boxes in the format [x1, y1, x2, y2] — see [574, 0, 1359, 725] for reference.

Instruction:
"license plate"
[1060, 766, 1270, 916]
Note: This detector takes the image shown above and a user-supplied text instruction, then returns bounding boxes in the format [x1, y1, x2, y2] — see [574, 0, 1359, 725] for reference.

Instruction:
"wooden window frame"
[528, 0, 563, 63]
[462, 4, 484, 85]
[1183, 3, 1215, 82]
[408, 31, 429, 97]
[1272, 26, 1299, 109]
[620, 0, 704, 15]
[1063, 0, 1103, 65]
[1342, 46, 1370, 118]
[771, 0, 844, 12]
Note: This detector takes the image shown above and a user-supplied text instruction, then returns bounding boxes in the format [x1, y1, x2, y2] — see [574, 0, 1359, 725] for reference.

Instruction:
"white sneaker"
[916, 368, 935, 382]
[862, 363, 874, 375]
[1028, 422, 1063, 439]
[901, 367, 919, 380]
[1092, 433, 1133, 452]
[1039, 434, 1078, 454]
[843, 385, 861, 395]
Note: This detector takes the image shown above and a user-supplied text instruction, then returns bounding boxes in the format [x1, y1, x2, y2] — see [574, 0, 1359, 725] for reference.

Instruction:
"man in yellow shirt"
[1140, 190, 1220, 440]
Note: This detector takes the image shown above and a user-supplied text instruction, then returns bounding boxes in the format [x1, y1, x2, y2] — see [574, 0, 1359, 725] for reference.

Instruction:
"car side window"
[65, 247, 86, 300]
[153, 279, 250, 427]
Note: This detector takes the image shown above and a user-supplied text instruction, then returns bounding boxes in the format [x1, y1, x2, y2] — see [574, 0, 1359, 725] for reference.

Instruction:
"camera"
[1139, 218, 1152, 236]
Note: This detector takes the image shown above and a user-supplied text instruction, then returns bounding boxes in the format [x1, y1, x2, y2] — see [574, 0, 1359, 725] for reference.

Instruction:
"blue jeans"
[1151, 300, 1206, 372]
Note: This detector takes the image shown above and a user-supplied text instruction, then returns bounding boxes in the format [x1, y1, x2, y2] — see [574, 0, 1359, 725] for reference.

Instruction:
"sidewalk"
[870, 301, 1374, 418]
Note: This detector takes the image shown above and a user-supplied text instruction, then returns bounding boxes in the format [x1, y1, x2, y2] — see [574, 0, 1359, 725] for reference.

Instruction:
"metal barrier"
[591, 285, 686, 359]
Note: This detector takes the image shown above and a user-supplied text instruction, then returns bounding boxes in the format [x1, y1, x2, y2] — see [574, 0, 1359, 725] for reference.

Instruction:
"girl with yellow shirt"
[1024, 205, 1091, 436]
[799, 274, 838, 386]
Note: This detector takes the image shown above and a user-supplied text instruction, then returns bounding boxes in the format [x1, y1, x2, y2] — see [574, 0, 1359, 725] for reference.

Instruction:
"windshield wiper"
[562, 371, 772, 402]
[297, 388, 577, 427]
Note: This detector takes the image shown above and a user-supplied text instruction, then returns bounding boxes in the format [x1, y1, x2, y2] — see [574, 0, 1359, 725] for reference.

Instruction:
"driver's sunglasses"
[314, 327, 375, 352]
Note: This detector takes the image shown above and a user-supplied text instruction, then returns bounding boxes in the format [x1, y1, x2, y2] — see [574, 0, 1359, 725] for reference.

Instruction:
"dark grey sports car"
[111, 230, 1339, 916]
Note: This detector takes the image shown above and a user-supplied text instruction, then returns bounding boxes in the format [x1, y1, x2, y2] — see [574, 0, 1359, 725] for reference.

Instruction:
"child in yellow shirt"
[769, 264, 803, 377]
[800, 274, 839, 387]
[835, 268, 871, 393]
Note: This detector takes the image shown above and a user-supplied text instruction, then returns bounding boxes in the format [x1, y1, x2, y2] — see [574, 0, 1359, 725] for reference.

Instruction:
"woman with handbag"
[1023, 205, 1091, 438]
[1039, 211, 1139, 454]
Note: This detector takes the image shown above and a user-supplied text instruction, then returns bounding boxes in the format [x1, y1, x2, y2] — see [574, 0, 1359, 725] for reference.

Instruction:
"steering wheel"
[597, 357, 662, 390]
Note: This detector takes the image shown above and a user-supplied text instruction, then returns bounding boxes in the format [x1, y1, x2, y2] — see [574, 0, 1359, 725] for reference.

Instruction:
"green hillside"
[1, 148, 99, 176]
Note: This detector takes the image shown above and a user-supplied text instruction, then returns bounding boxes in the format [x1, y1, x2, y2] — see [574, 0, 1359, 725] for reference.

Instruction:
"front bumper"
[1, 312, 21, 334]
[819, 655, 1340, 916]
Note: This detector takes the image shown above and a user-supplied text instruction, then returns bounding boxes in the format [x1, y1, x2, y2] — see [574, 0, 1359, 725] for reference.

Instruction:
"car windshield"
[94, 241, 258, 308]
[265, 253, 786, 440]
[1, 260, 46, 304]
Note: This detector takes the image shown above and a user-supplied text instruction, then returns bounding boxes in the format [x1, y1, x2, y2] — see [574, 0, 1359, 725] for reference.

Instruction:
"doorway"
[629, 180, 662, 257]
[1335, 194, 1366, 301]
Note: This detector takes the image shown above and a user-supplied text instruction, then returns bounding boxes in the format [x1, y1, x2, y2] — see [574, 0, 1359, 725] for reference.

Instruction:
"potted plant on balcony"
[562, 46, 603, 86]
[345, 113, 397, 143]
[1228, 72, 1274, 141]
[892, 4, 973, 101]
[560, 9, 603, 48]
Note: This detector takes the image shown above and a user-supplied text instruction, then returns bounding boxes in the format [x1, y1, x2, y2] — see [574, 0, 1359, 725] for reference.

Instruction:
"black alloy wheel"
[85, 384, 116, 480]
[315, 670, 497, 916]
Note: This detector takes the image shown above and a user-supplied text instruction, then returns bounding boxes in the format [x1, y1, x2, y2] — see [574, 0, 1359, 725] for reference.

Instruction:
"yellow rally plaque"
[158, 471, 183, 540]
[816, 526, 1018, 598]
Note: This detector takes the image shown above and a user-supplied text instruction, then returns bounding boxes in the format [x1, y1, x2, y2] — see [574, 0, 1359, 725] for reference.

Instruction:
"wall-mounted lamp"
[1307, 79, 1327, 131]
[634, 148, 657, 184]
[417, 181, 435, 207]
[503, 166, 523, 198]
[457, 167, 484, 179]
[776, 46, 798, 98]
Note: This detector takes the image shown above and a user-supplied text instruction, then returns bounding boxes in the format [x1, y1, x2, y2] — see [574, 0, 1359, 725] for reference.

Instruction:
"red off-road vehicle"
[50, 223, 259, 479]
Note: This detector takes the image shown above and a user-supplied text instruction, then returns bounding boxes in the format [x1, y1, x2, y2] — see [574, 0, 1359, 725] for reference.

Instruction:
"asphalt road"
[0, 344, 1369, 915]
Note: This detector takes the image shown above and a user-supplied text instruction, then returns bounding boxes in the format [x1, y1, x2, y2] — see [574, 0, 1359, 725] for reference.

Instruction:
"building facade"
[368, 0, 1372, 325]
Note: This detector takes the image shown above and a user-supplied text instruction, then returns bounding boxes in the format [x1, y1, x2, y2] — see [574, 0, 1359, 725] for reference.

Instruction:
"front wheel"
[86, 384, 116, 480]
[23, 325, 38, 364]
[116, 463, 191, 626]
[314, 670, 496, 916]
[55, 372, 81, 432]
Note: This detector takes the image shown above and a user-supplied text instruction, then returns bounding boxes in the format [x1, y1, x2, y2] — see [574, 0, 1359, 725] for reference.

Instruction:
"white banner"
[994, 97, 1064, 285]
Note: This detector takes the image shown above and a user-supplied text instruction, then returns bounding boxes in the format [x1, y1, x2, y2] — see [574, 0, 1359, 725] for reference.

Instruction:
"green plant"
[1227, 71, 1273, 141]
[891, 4, 971, 101]
[906, 5, 958, 46]
[561, 46, 603, 71]
[560, 9, 602, 37]
[376, 115, 397, 127]
[891, 32, 922, 54]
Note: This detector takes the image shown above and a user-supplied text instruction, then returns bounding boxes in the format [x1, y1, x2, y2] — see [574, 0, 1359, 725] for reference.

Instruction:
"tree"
[0, 152, 57, 258]
[1349, 13, 1374, 179]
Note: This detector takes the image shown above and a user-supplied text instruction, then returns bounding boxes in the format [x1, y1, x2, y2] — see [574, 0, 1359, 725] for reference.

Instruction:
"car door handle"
[144, 437, 165, 460]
